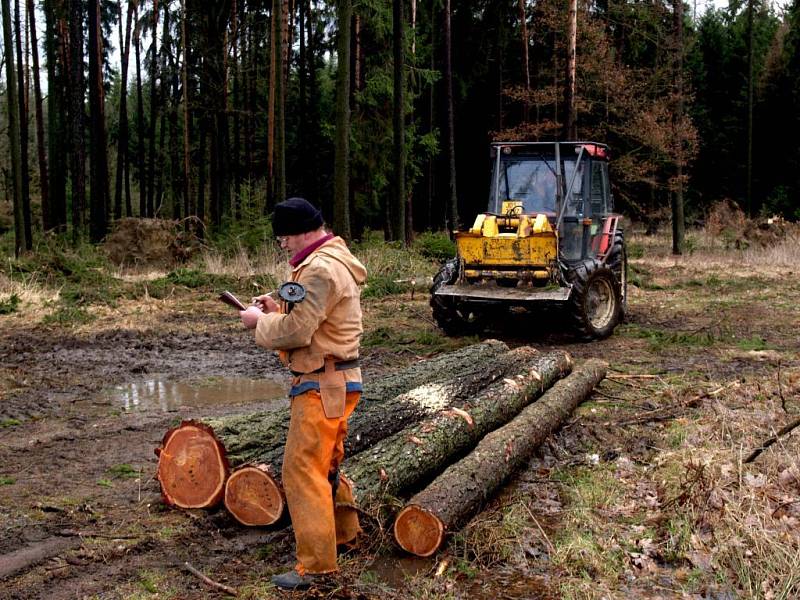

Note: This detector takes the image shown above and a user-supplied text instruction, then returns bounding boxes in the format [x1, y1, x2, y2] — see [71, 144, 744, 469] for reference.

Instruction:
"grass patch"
[143, 268, 240, 299]
[106, 464, 139, 479]
[628, 264, 662, 290]
[96, 479, 114, 488]
[735, 335, 769, 351]
[0, 293, 20, 314]
[620, 324, 718, 350]
[1, 418, 22, 428]
[42, 304, 95, 326]
[361, 324, 465, 354]
[0, 476, 15, 485]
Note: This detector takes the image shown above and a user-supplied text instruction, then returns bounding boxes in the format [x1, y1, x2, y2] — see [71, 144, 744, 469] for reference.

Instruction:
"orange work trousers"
[282, 389, 361, 575]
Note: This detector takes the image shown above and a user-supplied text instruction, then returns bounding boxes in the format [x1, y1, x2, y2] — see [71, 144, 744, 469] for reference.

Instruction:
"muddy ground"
[2, 232, 800, 599]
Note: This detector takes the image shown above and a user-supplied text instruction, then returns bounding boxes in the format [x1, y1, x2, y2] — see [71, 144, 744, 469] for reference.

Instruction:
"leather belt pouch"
[319, 361, 346, 419]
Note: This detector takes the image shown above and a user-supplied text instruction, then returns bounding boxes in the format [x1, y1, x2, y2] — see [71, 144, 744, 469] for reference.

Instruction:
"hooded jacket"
[255, 236, 367, 397]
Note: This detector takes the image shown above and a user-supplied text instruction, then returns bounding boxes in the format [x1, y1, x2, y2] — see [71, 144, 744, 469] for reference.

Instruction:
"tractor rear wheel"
[430, 259, 485, 336]
[566, 259, 622, 340]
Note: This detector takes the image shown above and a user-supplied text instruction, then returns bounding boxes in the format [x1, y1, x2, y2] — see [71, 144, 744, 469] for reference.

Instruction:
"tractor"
[430, 141, 627, 340]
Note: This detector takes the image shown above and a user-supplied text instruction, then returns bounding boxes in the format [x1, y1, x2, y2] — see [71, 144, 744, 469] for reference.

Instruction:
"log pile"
[155, 341, 607, 554]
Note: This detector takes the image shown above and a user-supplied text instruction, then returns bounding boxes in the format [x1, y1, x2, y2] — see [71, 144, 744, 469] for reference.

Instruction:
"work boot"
[270, 570, 319, 590]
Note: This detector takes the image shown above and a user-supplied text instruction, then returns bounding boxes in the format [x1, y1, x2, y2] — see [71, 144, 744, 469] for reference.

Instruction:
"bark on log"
[224, 464, 285, 526]
[157, 340, 507, 508]
[343, 348, 573, 512]
[394, 359, 607, 557]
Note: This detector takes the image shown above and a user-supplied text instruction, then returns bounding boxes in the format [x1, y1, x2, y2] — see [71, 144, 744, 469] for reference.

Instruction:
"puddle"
[105, 376, 289, 412]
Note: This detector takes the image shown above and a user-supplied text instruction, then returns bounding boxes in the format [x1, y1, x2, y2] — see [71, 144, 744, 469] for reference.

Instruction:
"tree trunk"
[746, 0, 754, 216]
[203, 340, 511, 468]
[68, 0, 86, 241]
[671, 0, 685, 255]
[2, 0, 25, 255]
[14, 0, 31, 249]
[44, 0, 67, 231]
[231, 0, 241, 218]
[156, 341, 509, 509]
[333, 0, 351, 237]
[518, 0, 530, 122]
[443, 0, 458, 233]
[564, 0, 577, 140]
[344, 348, 572, 511]
[134, 11, 146, 217]
[266, 0, 276, 210]
[394, 359, 607, 557]
[274, 0, 286, 204]
[114, 0, 133, 220]
[146, 0, 159, 218]
[391, 0, 406, 243]
[27, 0, 49, 229]
[154, 4, 170, 216]
[181, 0, 192, 218]
[88, 0, 109, 242]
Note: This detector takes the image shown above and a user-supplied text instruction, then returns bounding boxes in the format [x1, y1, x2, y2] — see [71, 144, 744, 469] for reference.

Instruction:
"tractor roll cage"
[490, 141, 610, 227]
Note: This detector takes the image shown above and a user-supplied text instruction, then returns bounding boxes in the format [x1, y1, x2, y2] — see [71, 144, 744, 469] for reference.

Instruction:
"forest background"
[0, 0, 799, 256]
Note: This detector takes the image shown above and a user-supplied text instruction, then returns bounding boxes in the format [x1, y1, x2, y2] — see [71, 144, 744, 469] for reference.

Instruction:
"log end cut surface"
[394, 504, 444, 557]
[224, 465, 285, 526]
[156, 420, 229, 508]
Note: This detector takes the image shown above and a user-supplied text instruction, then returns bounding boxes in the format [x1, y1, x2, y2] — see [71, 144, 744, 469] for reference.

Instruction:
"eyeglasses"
[276, 236, 288, 244]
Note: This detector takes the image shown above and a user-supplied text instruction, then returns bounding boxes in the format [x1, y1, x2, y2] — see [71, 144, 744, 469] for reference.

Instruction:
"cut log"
[394, 358, 607, 557]
[202, 339, 510, 467]
[343, 348, 573, 511]
[155, 420, 229, 508]
[156, 340, 508, 509]
[224, 465, 285, 526]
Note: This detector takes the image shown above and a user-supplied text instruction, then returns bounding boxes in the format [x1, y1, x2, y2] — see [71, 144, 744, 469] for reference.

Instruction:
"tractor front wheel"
[430, 259, 485, 336]
[566, 259, 622, 340]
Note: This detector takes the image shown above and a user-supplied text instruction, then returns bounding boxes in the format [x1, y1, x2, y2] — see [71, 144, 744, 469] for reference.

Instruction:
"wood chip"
[379, 468, 389, 481]
[442, 407, 474, 430]
[408, 435, 424, 446]
[504, 439, 514, 463]
[435, 559, 449, 577]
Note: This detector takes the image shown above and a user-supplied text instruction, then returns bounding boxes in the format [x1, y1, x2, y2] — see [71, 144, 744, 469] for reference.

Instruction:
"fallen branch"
[744, 416, 800, 464]
[183, 562, 238, 596]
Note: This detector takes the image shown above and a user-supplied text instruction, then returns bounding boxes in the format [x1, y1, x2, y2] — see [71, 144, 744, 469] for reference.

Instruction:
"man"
[240, 197, 367, 590]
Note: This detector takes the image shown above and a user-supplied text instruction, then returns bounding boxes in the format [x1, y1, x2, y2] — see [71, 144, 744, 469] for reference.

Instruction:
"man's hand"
[252, 293, 280, 313]
[240, 306, 264, 329]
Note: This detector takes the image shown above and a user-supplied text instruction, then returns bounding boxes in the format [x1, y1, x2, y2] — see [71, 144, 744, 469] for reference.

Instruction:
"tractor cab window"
[488, 156, 557, 215]
[561, 159, 585, 218]
[589, 160, 609, 217]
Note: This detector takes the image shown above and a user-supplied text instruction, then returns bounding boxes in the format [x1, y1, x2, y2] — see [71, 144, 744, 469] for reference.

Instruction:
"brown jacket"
[255, 236, 367, 389]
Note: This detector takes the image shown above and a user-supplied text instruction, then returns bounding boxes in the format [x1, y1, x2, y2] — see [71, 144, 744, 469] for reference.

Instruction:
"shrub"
[413, 231, 456, 261]
[0, 294, 20, 314]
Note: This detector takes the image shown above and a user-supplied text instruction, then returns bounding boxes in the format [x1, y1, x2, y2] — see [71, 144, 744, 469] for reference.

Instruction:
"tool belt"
[290, 358, 359, 377]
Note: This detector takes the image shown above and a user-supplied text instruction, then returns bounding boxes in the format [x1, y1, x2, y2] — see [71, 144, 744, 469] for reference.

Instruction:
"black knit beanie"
[272, 197, 324, 236]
